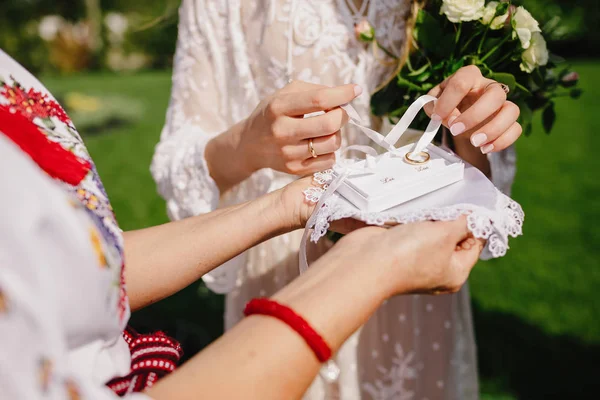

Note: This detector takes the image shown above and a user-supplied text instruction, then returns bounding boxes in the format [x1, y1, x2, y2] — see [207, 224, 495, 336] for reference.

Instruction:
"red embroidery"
[107, 327, 183, 396]
[118, 263, 128, 322]
[1, 81, 71, 124]
[0, 107, 90, 185]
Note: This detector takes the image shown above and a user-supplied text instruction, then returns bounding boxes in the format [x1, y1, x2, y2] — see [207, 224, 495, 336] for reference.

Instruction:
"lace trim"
[304, 170, 524, 259]
[151, 125, 220, 220]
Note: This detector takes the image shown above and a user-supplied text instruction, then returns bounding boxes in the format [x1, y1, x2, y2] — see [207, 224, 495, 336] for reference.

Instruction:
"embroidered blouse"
[0, 49, 165, 399]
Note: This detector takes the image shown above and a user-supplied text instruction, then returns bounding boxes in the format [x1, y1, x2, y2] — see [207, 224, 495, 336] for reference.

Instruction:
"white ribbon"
[299, 95, 442, 273]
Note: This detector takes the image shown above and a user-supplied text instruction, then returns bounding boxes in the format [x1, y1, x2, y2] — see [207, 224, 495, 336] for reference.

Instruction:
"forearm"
[123, 190, 290, 311]
[205, 118, 254, 193]
[146, 245, 385, 400]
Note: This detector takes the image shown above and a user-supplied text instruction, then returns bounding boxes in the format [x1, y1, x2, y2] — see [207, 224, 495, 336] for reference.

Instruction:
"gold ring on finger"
[309, 139, 318, 158]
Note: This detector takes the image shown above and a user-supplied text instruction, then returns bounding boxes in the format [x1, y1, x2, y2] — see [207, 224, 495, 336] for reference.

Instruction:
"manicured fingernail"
[448, 115, 458, 125]
[431, 113, 442, 121]
[450, 122, 466, 136]
[354, 85, 363, 96]
[481, 143, 494, 154]
[470, 132, 488, 147]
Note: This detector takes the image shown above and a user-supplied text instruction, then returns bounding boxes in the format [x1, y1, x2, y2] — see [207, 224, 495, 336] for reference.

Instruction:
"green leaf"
[448, 57, 465, 75]
[396, 76, 425, 91]
[496, 2, 510, 15]
[491, 72, 517, 93]
[414, 10, 450, 57]
[516, 101, 533, 135]
[570, 88, 583, 99]
[523, 121, 533, 136]
[542, 102, 556, 134]
[407, 63, 430, 77]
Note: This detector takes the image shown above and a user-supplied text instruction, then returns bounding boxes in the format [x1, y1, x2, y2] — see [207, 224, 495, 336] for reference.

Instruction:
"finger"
[290, 108, 349, 139]
[448, 84, 507, 137]
[281, 131, 342, 160]
[467, 101, 520, 149]
[480, 122, 522, 154]
[432, 65, 482, 120]
[279, 80, 327, 94]
[305, 131, 342, 159]
[295, 153, 337, 175]
[276, 84, 362, 116]
[330, 218, 369, 235]
[424, 84, 442, 117]
[451, 238, 485, 277]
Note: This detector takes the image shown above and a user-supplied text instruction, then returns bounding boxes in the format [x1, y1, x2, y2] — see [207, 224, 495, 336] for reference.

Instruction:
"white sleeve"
[150, 0, 227, 220]
[488, 145, 517, 196]
[151, 0, 275, 294]
[0, 140, 150, 399]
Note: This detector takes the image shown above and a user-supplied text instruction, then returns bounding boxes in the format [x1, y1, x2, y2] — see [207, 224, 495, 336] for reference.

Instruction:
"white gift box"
[333, 144, 464, 212]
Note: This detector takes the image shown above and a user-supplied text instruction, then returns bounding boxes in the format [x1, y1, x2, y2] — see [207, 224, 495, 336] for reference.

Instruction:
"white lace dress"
[151, 1, 516, 399]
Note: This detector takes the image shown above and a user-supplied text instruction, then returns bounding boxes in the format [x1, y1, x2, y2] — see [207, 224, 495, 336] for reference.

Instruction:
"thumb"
[451, 238, 485, 277]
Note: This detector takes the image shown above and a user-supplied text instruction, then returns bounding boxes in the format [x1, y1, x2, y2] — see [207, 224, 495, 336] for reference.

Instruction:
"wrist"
[205, 120, 256, 193]
[272, 250, 384, 353]
[233, 118, 259, 175]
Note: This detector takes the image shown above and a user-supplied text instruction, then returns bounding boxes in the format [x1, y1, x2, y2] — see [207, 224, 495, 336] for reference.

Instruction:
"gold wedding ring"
[309, 139, 318, 158]
[485, 81, 510, 95]
[404, 151, 430, 165]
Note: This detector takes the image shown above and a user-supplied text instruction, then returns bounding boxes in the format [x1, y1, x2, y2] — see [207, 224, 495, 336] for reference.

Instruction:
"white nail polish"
[481, 144, 494, 154]
[470, 133, 488, 147]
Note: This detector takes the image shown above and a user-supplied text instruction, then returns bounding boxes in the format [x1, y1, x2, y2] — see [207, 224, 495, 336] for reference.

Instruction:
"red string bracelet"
[244, 298, 332, 363]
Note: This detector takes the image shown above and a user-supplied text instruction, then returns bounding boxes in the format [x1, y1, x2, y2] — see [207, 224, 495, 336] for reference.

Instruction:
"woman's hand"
[329, 218, 484, 300]
[275, 176, 367, 233]
[205, 81, 361, 193]
[241, 81, 361, 174]
[428, 65, 522, 154]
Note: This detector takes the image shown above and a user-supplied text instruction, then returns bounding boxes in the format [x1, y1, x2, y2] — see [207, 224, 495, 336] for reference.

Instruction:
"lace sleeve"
[151, 0, 233, 220]
[151, 0, 274, 294]
[488, 145, 517, 196]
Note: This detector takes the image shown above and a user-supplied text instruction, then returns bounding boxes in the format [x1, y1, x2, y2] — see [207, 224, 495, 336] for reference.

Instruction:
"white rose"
[481, 1, 509, 30]
[441, 0, 485, 23]
[520, 32, 549, 73]
[512, 6, 541, 49]
[38, 15, 65, 42]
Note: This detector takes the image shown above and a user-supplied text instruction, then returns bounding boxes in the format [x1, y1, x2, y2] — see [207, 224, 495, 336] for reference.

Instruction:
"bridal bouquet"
[369, 0, 581, 135]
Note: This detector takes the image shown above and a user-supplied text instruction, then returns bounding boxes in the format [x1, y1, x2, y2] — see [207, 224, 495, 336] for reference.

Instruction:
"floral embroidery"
[0, 72, 127, 323]
[362, 343, 417, 400]
[0, 79, 71, 125]
[38, 357, 53, 393]
[90, 227, 108, 268]
[118, 266, 128, 322]
[64, 379, 81, 400]
[77, 188, 100, 211]
[0, 288, 7, 314]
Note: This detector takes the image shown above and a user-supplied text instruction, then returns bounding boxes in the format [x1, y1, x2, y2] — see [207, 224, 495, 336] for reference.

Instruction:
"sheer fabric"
[151, 1, 517, 398]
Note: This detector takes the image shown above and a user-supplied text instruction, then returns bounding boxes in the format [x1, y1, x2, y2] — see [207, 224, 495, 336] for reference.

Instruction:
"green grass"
[42, 62, 600, 399]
